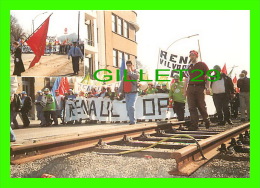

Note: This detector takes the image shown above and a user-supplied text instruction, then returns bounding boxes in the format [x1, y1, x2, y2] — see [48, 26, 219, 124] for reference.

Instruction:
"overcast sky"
[11, 10, 86, 39]
[11, 10, 249, 79]
[136, 10, 250, 79]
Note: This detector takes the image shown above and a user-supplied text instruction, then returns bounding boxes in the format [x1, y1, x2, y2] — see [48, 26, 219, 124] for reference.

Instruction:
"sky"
[11, 10, 250, 79]
[136, 10, 250, 79]
[11, 10, 86, 39]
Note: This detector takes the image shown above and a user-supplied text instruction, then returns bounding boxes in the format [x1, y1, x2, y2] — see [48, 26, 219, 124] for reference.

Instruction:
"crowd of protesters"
[10, 67, 248, 131]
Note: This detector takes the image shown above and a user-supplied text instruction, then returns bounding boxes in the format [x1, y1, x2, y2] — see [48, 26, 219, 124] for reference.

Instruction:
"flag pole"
[25, 13, 53, 42]
[78, 11, 80, 44]
[198, 39, 202, 61]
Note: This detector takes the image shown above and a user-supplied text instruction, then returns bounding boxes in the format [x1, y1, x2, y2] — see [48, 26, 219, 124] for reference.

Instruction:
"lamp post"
[32, 12, 48, 33]
[166, 34, 199, 51]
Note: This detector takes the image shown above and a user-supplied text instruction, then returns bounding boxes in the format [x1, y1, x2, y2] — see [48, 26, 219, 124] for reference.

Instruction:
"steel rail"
[168, 122, 250, 176]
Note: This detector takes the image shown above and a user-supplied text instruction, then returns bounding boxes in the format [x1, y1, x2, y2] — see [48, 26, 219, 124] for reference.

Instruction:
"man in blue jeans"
[119, 60, 140, 125]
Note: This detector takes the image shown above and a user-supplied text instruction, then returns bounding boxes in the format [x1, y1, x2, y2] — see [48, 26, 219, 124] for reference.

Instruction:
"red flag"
[26, 15, 51, 68]
[232, 75, 240, 93]
[221, 63, 227, 74]
[58, 77, 70, 95]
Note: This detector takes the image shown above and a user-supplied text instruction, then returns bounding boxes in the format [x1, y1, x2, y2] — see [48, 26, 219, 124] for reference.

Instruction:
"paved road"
[10, 53, 84, 77]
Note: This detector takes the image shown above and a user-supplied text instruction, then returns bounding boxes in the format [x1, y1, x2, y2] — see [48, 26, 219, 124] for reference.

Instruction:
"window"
[113, 49, 118, 67]
[86, 20, 94, 46]
[123, 21, 129, 38]
[117, 17, 123, 35]
[118, 51, 123, 67]
[124, 53, 130, 62]
[112, 14, 116, 32]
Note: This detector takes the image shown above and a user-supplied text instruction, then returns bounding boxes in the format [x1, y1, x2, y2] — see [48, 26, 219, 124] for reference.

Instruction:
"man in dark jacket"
[10, 93, 22, 129]
[12, 41, 25, 76]
[20, 91, 32, 127]
[210, 65, 235, 125]
[237, 70, 250, 121]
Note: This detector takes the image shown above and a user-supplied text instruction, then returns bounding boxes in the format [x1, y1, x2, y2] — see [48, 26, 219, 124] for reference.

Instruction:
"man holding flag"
[119, 59, 139, 125]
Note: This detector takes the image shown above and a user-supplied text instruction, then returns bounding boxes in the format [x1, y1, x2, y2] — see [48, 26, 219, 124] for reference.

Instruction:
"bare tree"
[10, 15, 25, 42]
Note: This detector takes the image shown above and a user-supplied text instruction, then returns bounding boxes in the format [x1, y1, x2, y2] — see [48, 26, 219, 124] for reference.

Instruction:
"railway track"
[10, 121, 250, 176]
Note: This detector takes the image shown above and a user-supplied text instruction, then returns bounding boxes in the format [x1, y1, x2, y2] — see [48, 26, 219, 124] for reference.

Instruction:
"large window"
[112, 14, 130, 39]
[118, 51, 123, 67]
[124, 53, 130, 61]
[112, 14, 117, 32]
[85, 20, 94, 46]
[117, 17, 123, 35]
[113, 49, 118, 67]
[113, 49, 132, 67]
[123, 21, 129, 38]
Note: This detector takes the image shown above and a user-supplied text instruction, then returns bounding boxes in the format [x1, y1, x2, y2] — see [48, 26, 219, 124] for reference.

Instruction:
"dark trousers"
[187, 85, 209, 127]
[21, 110, 30, 127]
[11, 110, 19, 128]
[173, 101, 185, 121]
[72, 56, 80, 73]
[230, 102, 239, 118]
[213, 93, 231, 122]
[44, 111, 58, 125]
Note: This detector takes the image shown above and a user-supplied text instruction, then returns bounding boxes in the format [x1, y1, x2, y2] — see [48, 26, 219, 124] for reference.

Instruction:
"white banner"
[157, 48, 191, 77]
[64, 94, 216, 122]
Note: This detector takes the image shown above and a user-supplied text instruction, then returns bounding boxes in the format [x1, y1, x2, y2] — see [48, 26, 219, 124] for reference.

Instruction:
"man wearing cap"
[43, 88, 58, 126]
[35, 90, 46, 126]
[119, 60, 140, 125]
[68, 41, 84, 75]
[210, 65, 235, 125]
[169, 74, 186, 121]
[20, 91, 32, 127]
[146, 83, 157, 94]
[54, 90, 64, 124]
[237, 70, 250, 121]
[184, 50, 211, 130]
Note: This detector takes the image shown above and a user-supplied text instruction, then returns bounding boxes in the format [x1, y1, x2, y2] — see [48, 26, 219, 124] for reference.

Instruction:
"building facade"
[84, 10, 139, 83]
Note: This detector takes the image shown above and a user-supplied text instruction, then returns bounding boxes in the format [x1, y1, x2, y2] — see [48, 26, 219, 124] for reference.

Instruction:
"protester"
[105, 87, 113, 98]
[20, 91, 32, 128]
[66, 89, 76, 100]
[230, 89, 240, 119]
[10, 93, 22, 129]
[43, 88, 58, 126]
[35, 90, 46, 126]
[155, 84, 164, 93]
[210, 65, 235, 125]
[12, 41, 25, 76]
[98, 87, 107, 97]
[91, 87, 98, 96]
[68, 41, 84, 75]
[64, 89, 76, 124]
[237, 70, 250, 121]
[54, 90, 64, 124]
[184, 50, 210, 130]
[169, 74, 186, 121]
[119, 60, 140, 125]
[146, 83, 157, 94]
